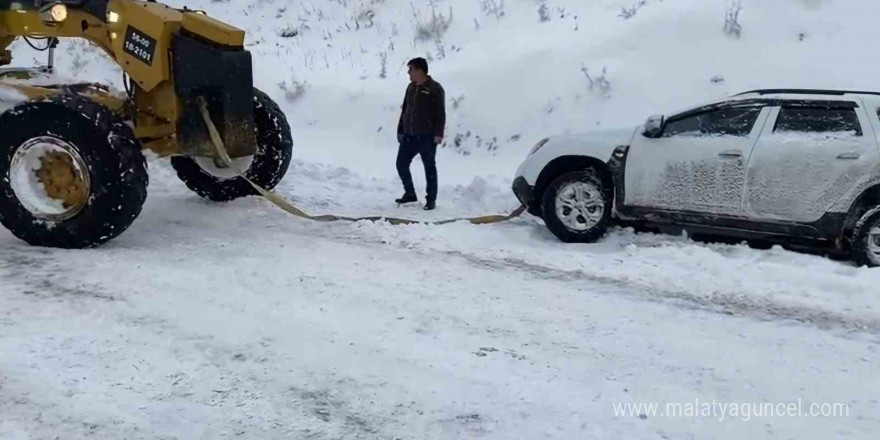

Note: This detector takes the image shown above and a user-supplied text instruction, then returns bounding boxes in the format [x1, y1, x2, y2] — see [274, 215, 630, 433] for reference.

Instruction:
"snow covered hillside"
[178, 0, 880, 178]
[3, 0, 880, 439]
[15, 0, 880, 180]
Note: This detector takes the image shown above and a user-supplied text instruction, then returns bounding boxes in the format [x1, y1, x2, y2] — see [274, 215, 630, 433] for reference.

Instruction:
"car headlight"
[528, 138, 550, 157]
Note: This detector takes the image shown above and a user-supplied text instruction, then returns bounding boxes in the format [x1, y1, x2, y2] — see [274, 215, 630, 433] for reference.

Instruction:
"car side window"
[662, 107, 762, 138]
[774, 107, 862, 136]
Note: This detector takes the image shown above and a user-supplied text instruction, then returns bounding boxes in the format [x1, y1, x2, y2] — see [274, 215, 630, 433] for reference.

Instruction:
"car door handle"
[836, 152, 861, 160]
[718, 150, 743, 158]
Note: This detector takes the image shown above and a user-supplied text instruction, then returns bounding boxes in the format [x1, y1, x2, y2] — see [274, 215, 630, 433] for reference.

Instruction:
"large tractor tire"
[171, 88, 293, 202]
[0, 95, 148, 249]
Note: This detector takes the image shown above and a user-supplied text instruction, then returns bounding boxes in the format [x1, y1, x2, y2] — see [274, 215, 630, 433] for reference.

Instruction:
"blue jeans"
[396, 133, 437, 201]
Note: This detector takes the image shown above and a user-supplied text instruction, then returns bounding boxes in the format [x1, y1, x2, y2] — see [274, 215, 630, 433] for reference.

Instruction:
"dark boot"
[423, 200, 436, 211]
[396, 193, 418, 204]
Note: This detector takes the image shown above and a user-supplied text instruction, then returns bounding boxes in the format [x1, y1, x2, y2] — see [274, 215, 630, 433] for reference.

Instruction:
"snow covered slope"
[181, 0, 880, 180]
[14, 0, 880, 183]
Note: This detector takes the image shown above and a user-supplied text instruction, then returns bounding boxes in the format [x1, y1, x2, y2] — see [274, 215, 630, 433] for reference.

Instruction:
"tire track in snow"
[461, 253, 880, 335]
[0, 246, 399, 439]
[312, 226, 880, 336]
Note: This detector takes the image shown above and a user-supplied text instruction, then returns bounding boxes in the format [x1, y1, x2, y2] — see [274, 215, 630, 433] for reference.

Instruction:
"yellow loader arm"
[0, 0, 256, 158]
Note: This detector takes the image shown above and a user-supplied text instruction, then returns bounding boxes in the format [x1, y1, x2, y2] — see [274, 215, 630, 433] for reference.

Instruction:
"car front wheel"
[540, 169, 612, 243]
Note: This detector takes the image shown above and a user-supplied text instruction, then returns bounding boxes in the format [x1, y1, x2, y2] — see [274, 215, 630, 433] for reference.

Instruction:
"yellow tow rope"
[198, 99, 526, 226]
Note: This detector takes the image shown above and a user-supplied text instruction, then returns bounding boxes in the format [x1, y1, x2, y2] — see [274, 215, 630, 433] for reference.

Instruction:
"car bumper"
[512, 176, 542, 217]
[512, 176, 533, 204]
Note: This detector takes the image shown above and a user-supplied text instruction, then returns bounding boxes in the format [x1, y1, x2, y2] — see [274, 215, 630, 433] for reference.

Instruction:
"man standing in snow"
[396, 57, 446, 211]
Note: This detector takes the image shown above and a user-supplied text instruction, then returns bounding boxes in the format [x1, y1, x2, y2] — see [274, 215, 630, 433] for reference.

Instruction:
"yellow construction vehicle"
[0, 0, 293, 248]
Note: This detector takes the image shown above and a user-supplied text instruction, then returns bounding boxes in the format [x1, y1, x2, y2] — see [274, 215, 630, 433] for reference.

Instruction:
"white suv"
[512, 89, 880, 267]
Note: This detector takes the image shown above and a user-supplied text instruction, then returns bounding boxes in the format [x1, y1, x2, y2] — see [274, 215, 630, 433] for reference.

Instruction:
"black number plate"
[123, 26, 157, 66]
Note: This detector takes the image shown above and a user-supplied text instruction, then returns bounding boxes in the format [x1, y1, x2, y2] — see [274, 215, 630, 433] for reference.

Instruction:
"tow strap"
[198, 99, 526, 226]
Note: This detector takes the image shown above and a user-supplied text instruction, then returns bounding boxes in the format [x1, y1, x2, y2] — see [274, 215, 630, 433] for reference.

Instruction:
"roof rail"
[734, 89, 880, 97]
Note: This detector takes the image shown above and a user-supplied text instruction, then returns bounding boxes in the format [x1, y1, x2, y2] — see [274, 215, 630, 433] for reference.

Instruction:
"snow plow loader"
[0, 0, 293, 248]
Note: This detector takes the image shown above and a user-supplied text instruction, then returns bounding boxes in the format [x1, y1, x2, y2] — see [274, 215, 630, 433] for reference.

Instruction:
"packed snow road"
[1, 159, 879, 440]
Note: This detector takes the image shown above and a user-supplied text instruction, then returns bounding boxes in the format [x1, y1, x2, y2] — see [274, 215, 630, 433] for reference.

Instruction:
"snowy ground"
[3, 159, 880, 439]
[4, 0, 880, 438]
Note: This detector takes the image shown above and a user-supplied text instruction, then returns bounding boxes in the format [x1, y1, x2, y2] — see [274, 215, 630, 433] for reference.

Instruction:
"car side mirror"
[643, 114, 665, 138]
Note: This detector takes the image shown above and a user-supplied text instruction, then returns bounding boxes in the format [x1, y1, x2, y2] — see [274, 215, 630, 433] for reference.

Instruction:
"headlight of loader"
[528, 138, 550, 157]
[39, 2, 68, 23]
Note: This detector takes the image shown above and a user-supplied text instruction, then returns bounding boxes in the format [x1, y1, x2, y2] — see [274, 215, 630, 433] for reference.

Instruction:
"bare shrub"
[581, 64, 611, 95]
[538, 3, 551, 22]
[378, 52, 388, 79]
[619, 0, 648, 20]
[481, 0, 505, 20]
[724, 1, 743, 38]
[413, 1, 453, 42]
[412, 1, 453, 59]
[279, 80, 308, 103]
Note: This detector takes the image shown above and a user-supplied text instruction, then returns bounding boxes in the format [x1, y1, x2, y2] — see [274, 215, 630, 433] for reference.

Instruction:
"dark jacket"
[397, 76, 446, 138]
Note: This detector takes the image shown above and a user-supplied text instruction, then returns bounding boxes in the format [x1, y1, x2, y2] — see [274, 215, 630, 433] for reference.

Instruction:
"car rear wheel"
[540, 169, 612, 243]
[852, 206, 880, 268]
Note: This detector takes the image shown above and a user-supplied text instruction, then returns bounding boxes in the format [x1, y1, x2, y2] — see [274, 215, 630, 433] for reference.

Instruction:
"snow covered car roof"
[663, 89, 880, 122]
[733, 88, 880, 98]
